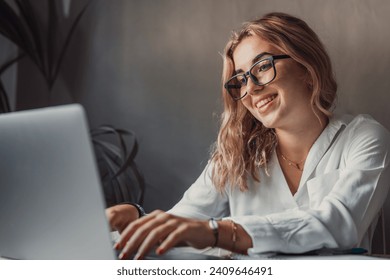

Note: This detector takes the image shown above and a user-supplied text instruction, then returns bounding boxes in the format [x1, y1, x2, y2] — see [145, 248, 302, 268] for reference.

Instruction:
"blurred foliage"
[0, 0, 145, 206]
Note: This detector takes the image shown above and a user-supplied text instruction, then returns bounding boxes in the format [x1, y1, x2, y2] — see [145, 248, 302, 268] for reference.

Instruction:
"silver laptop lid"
[0, 104, 115, 259]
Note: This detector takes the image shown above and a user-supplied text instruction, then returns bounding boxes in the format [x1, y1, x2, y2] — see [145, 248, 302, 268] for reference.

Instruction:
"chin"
[260, 121, 277, 129]
[254, 114, 279, 129]
[250, 104, 283, 129]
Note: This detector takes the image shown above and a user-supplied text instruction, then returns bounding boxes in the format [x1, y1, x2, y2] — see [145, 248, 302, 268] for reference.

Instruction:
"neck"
[276, 113, 329, 162]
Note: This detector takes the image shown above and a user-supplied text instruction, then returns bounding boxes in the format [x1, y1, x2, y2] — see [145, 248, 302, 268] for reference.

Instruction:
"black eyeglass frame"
[224, 54, 291, 101]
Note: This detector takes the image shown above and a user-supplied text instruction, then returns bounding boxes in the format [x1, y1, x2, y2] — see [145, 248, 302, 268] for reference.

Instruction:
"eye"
[254, 60, 273, 73]
[236, 75, 247, 85]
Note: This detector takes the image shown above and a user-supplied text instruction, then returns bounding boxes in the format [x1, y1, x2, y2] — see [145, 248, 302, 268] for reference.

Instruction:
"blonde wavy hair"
[210, 12, 337, 191]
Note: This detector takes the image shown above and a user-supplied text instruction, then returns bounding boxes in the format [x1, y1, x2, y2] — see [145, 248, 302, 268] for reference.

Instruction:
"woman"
[106, 12, 390, 259]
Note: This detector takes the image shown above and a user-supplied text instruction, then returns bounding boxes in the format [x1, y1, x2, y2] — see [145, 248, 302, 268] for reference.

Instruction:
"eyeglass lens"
[226, 58, 275, 100]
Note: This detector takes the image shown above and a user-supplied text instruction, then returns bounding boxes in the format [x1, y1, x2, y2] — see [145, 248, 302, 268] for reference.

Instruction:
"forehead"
[232, 36, 280, 70]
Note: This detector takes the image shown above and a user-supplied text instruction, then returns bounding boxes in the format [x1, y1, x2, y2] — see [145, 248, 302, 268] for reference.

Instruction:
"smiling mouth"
[255, 94, 277, 109]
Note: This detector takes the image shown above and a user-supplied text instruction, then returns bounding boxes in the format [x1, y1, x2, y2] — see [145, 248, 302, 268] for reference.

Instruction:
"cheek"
[240, 99, 259, 118]
[277, 61, 307, 83]
[240, 98, 251, 111]
[275, 71, 311, 100]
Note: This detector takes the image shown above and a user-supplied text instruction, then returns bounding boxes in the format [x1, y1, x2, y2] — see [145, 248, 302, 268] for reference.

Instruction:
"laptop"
[0, 104, 117, 259]
[0, 104, 222, 260]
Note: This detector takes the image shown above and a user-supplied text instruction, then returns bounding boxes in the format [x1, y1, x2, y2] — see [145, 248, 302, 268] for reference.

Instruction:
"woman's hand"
[105, 204, 140, 233]
[114, 210, 215, 259]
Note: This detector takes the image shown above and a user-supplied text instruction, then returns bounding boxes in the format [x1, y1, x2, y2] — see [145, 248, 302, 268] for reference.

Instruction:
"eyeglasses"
[224, 54, 291, 101]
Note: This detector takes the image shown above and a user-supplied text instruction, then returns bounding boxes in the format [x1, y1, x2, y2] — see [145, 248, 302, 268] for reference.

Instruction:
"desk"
[1, 244, 387, 260]
[148, 247, 388, 260]
[232, 253, 386, 260]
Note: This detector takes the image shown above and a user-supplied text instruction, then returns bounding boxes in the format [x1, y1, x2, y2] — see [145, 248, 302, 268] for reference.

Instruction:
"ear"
[302, 67, 314, 91]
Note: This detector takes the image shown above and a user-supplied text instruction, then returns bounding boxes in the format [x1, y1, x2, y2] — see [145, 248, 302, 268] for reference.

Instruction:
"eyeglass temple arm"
[273, 54, 291, 60]
[225, 84, 241, 89]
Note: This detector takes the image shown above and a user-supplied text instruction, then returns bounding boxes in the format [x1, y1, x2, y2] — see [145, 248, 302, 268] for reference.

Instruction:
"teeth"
[256, 95, 277, 108]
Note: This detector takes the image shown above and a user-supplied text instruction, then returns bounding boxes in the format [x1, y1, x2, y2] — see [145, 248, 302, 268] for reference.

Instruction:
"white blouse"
[169, 114, 390, 254]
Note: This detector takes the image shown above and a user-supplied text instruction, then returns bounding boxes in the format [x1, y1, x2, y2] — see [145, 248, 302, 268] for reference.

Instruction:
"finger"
[134, 219, 180, 259]
[115, 213, 157, 250]
[156, 224, 188, 255]
[115, 209, 167, 247]
[118, 211, 170, 259]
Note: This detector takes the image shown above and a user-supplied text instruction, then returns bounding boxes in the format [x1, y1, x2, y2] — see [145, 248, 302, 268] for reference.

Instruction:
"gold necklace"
[279, 152, 305, 171]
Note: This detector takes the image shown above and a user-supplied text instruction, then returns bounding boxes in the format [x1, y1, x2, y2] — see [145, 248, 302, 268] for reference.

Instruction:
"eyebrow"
[234, 52, 273, 74]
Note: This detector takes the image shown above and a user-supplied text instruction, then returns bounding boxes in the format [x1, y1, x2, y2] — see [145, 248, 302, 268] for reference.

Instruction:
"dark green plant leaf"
[0, 53, 25, 75]
[109, 175, 123, 207]
[113, 138, 138, 177]
[0, 0, 25, 47]
[91, 125, 145, 205]
[1, 0, 92, 91]
[96, 145, 134, 206]
[0, 53, 25, 113]
[51, 0, 92, 89]
[93, 138, 122, 160]
[15, 0, 46, 75]
[115, 173, 132, 203]
[92, 138, 142, 202]
[0, 79, 11, 113]
[128, 161, 145, 204]
[91, 125, 134, 158]
[0, 0, 39, 65]
[47, 0, 59, 86]
[93, 139, 122, 172]
[91, 127, 139, 178]
[101, 154, 119, 181]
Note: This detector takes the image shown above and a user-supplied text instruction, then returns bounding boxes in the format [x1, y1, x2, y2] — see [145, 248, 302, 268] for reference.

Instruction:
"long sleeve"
[168, 163, 230, 220]
[234, 115, 390, 254]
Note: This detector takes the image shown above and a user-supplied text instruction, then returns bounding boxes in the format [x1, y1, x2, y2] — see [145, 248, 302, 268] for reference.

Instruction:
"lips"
[255, 94, 278, 109]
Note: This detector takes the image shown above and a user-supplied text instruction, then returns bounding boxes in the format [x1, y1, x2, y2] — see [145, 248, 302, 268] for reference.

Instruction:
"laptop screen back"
[0, 104, 115, 259]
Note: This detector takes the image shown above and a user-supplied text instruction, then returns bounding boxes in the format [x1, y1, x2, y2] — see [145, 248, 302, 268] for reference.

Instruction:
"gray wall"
[15, 0, 390, 253]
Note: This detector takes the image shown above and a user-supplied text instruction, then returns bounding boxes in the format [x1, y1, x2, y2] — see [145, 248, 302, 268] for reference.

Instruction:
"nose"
[246, 77, 264, 96]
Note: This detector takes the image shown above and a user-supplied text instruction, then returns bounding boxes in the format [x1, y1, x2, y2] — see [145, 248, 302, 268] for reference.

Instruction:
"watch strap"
[208, 218, 219, 247]
[118, 202, 146, 218]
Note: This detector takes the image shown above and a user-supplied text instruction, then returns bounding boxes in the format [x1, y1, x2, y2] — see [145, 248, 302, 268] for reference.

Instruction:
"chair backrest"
[372, 199, 390, 255]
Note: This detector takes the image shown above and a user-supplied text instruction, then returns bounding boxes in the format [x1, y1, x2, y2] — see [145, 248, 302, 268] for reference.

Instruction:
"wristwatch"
[130, 203, 146, 218]
[208, 218, 219, 247]
[119, 202, 146, 218]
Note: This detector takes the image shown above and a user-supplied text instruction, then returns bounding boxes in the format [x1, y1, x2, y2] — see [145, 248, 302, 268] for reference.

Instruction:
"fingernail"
[119, 252, 126, 260]
[113, 243, 120, 250]
[156, 247, 164, 255]
[134, 253, 142, 260]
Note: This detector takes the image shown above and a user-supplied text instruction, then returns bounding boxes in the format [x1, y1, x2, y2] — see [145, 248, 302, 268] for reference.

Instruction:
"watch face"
[209, 218, 218, 230]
